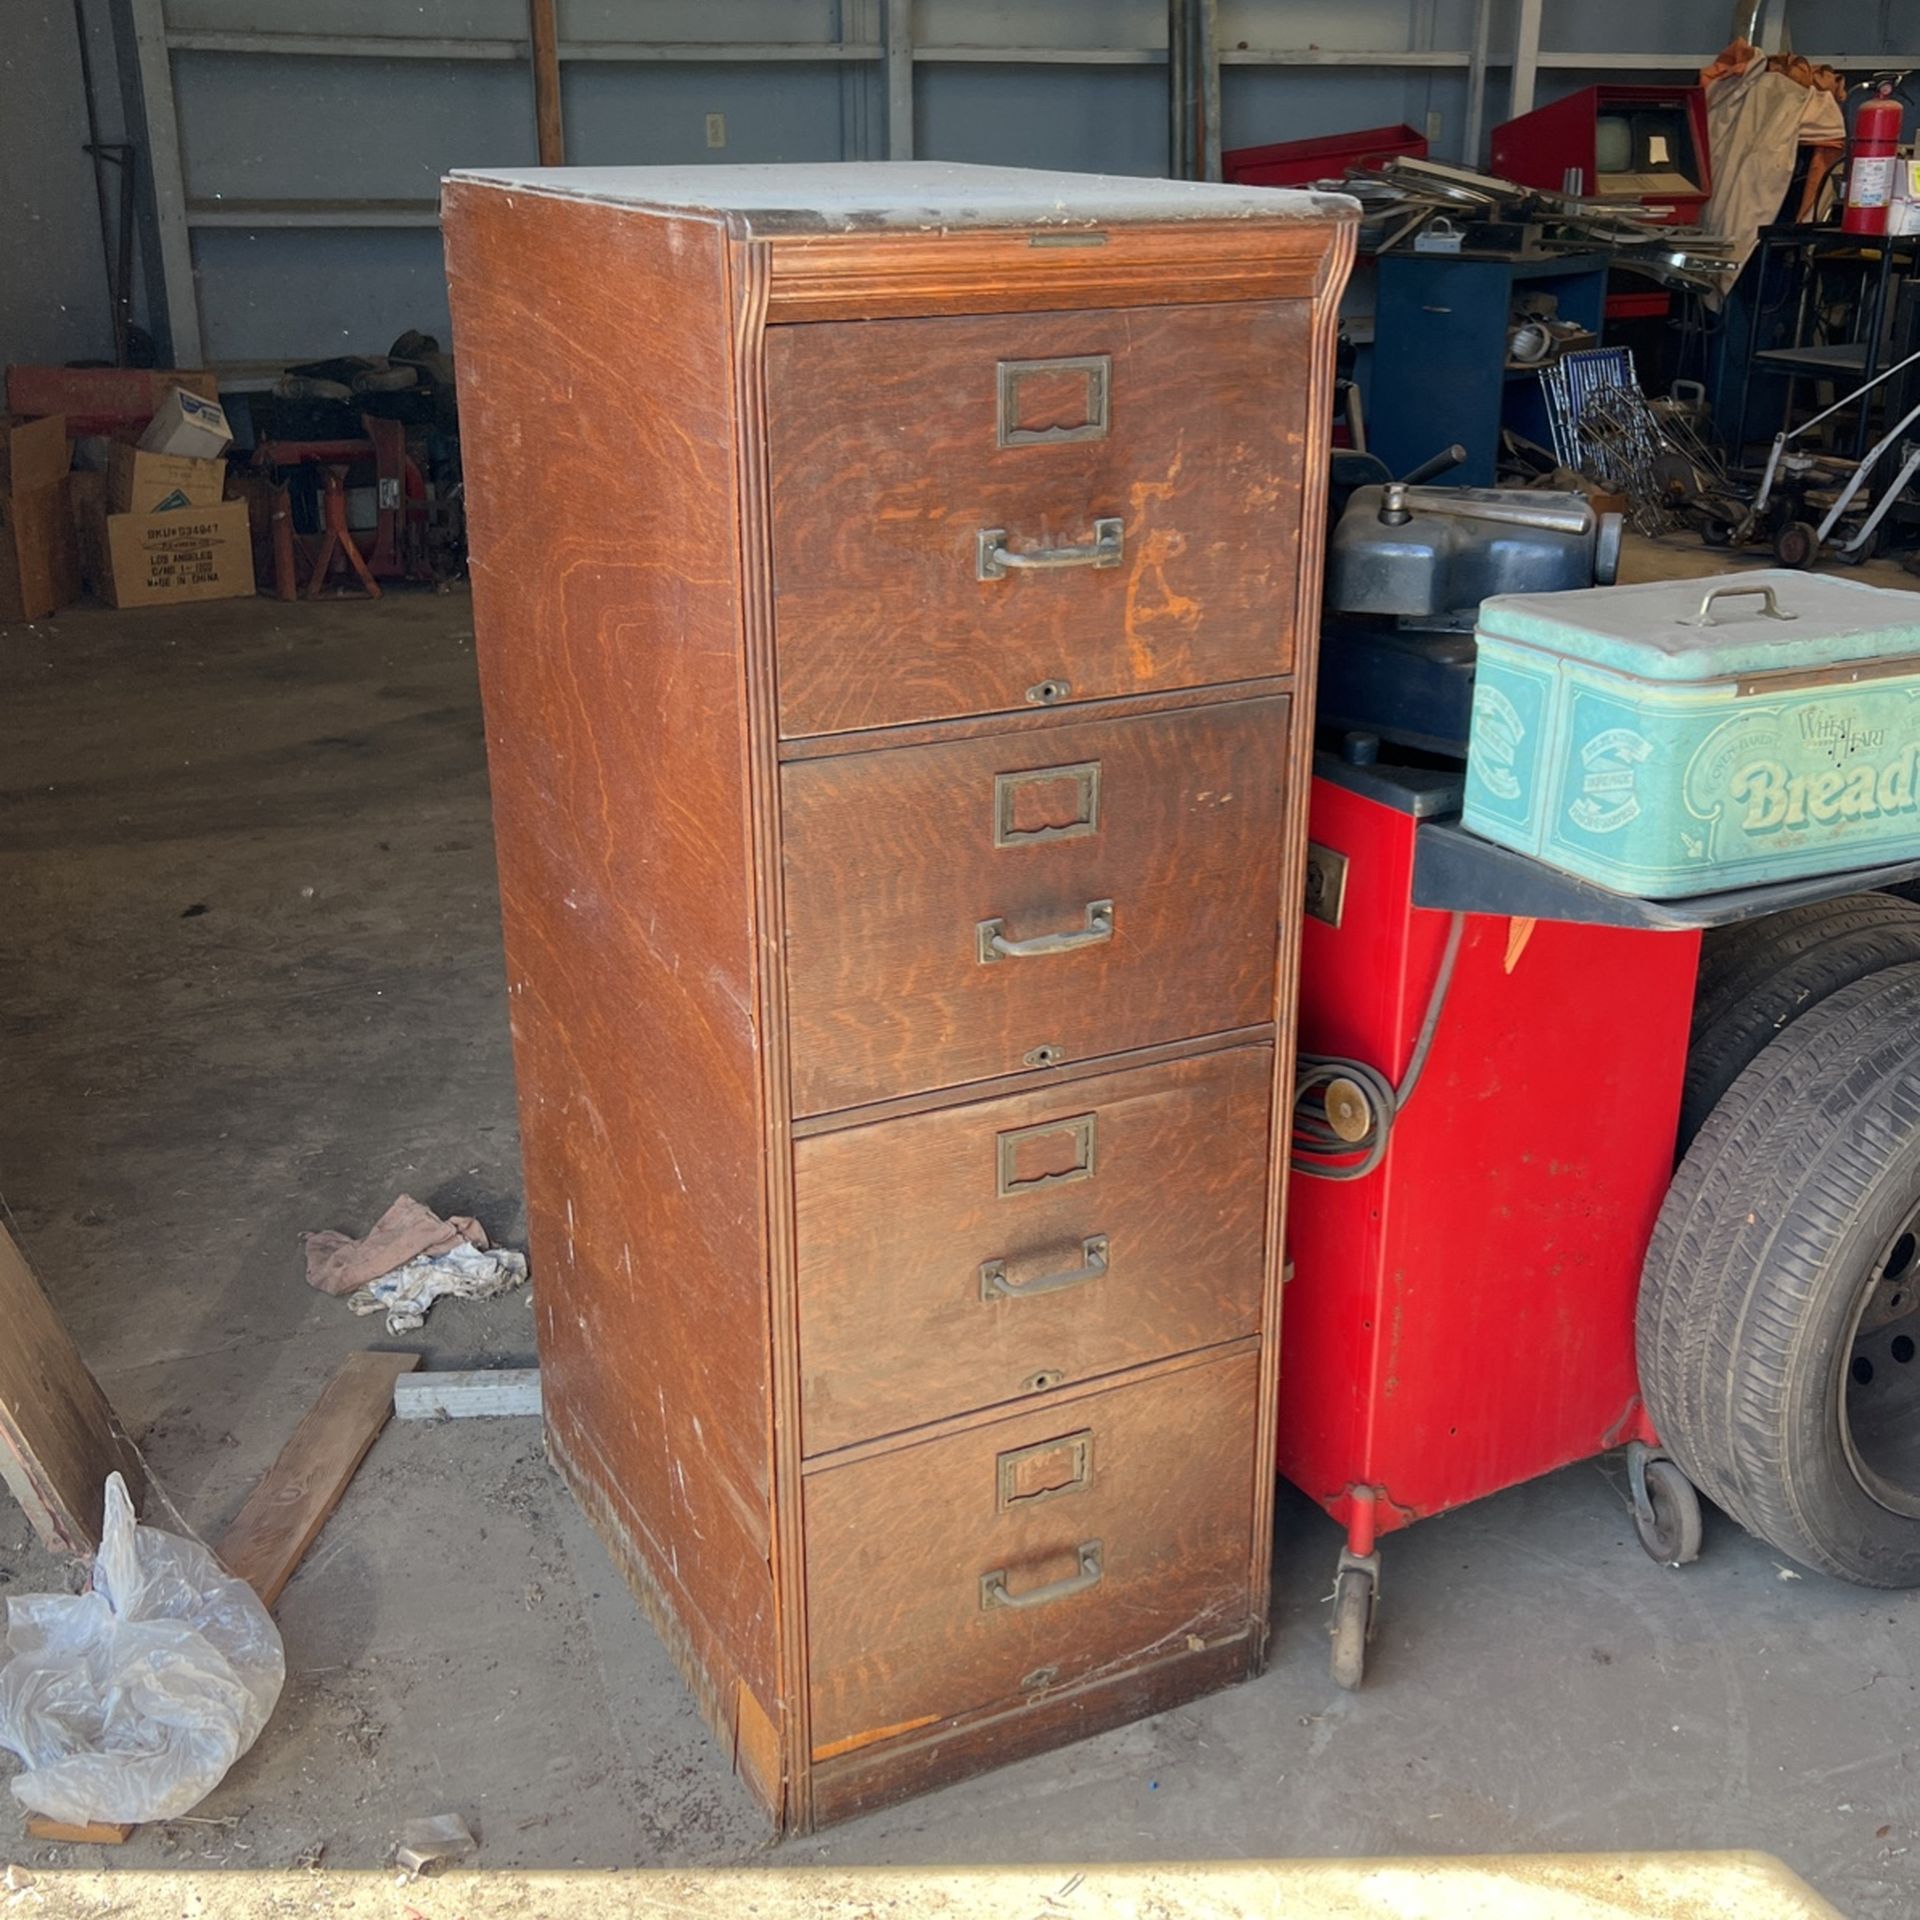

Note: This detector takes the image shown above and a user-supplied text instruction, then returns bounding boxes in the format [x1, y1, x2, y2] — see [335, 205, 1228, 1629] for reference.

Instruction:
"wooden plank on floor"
[23, 1815, 135, 1845]
[217, 1350, 420, 1608]
[0, 1219, 147, 1557]
[393, 1367, 541, 1420]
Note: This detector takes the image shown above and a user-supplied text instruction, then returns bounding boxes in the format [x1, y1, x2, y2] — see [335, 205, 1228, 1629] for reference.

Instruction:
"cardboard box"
[107, 443, 226, 515]
[4, 367, 218, 437]
[137, 387, 232, 459]
[97, 498, 254, 608]
[1, 414, 70, 493]
[0, 414, 78, 621]
[0, 485, 81, 621]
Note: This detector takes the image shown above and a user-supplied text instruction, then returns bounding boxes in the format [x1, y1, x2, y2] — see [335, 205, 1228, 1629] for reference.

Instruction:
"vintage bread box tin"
[1464, 571, 1920, 898]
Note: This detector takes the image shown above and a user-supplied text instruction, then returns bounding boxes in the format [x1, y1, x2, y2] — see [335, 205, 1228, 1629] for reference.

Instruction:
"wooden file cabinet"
[444, 163, 1355, 1830]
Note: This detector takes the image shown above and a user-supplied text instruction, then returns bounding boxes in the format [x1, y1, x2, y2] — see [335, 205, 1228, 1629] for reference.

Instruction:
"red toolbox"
[1225, 123, 1427, 189]
[1281, 764, 1700, 1683]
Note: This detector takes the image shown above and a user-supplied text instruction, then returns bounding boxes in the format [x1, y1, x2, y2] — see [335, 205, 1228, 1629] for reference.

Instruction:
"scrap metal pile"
[1329, 156, 1737, 293]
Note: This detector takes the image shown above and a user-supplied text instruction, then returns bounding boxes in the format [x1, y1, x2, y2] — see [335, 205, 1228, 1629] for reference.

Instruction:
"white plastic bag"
[0, 1473, 284, 1824]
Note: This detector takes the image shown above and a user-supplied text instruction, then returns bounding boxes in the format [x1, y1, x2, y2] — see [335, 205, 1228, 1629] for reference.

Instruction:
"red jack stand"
[305, 466, 381, 599]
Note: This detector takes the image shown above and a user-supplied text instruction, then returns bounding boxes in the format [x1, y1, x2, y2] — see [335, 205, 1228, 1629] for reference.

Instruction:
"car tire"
[1680, 894, 1920, 1152]
[1640, 965, 1920, 1583]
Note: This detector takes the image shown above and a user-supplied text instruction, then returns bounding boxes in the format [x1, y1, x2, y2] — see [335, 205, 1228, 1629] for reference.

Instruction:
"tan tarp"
[1699, 45, 1847, 303]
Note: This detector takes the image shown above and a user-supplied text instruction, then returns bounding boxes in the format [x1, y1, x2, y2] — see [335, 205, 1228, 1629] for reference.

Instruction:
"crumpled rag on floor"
[347, 1240, 529, 1335]
[303, 1194, 528, 1334]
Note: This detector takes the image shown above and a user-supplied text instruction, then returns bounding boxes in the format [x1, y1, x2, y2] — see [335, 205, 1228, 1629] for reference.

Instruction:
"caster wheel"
[1633, 1456, 1704, 1567]
[1701, 519, 1733, 548]
[1773, 519, 1820, 568]
[1329, 1565, 1373, 1690]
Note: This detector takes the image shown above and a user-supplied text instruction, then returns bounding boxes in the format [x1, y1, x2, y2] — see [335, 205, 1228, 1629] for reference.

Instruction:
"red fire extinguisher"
[1844, 93, 1904, 235]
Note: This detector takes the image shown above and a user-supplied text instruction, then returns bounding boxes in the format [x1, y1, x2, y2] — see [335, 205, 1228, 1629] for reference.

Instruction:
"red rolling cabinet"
[1280, 765, 1700, 1682]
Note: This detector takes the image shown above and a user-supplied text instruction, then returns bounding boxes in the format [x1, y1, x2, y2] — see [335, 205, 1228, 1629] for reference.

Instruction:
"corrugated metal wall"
[5, 0, 1915, 369]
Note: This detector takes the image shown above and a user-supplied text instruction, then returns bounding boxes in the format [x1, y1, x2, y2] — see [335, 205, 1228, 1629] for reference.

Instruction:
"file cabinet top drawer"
[795, 1044, 1272, 1455]
[766, 302, 1312, 737]
[780, 697, 1290, 1116]
[804, 1350, 1259, 1759]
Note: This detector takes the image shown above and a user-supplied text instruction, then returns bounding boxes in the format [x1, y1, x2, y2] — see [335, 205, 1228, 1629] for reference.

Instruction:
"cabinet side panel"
[443, 186, 779, 1750]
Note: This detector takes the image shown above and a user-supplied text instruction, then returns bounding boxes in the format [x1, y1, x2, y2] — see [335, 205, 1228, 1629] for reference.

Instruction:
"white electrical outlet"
[1426, 110, 1443, 147]
[706, 112, 727, 149]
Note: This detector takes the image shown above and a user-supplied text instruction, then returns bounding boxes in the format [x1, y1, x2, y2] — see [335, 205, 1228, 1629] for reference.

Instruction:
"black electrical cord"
[1291, 911, 1466, 1182]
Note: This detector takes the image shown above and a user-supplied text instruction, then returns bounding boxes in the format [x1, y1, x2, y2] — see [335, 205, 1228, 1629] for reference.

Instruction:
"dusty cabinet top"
[443, 161, 1354, 233]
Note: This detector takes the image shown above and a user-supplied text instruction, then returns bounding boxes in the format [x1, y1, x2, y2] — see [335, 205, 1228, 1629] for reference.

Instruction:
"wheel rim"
[1841, 1194, 1920, 1519]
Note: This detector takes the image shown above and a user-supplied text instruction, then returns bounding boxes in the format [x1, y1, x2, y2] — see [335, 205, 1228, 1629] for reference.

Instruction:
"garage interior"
[4, 6, 1920, 1918]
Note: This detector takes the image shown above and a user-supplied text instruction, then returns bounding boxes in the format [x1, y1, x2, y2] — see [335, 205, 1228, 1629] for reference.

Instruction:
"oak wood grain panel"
[795, 1047, 1271, 1453]
[809, 1631, 1255, 1826]
[803, 1350, 1259, 1755]
[774, 675, 1294, 764]
[780, 698, 1290, 1115]
[789, 1023, 1272, 1137]
[766, 302, 1310, 736]
[762, 218, 1343, 322]
[216, 1350, 418, 1608]
[1245, 216, 1360, 1665]
[728, 232, 808, 1829]
[442, 184, 781, 1758]
[0, 1221, 147, 1558]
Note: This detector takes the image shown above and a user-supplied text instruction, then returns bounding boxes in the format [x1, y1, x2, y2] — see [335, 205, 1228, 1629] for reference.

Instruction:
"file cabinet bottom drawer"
[803, 1349, 1259, 1759]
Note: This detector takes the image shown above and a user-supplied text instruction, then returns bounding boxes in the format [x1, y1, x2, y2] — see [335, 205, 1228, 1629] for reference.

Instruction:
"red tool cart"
[1277, 752, 1920, 1687]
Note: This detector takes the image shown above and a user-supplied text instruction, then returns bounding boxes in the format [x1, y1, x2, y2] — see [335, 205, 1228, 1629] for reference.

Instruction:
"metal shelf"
[187, 199, 441, 230]
[163, 31, 1512, 71]
[1537, 48, 1920, 68]
[166, 29, 883, 62]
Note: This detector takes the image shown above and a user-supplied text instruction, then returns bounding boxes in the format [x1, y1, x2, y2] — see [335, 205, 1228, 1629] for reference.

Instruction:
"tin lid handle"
[1680, 584, 1799, 628]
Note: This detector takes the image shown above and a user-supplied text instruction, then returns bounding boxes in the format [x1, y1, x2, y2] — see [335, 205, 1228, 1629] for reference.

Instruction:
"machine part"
[1743, 345, 1920, 545]
[1639, 965, 1920, 1583]
[1680, 893, 1920, 1151]
[1328, 1551, 1379, 1691]
[1398, 443, 1470, 488]
[1303, 842, 1350, 928]
[1292, 912, 1465, 1180]
[1772, 519, 1820, 568]
[1326, 487, 1620, 624]
[1626, 1443, 1703, 1566]
[1321, 1077, 1374, 1143]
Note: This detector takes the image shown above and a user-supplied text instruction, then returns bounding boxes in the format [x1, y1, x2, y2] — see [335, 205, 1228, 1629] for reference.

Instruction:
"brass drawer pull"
[977, 900, 1113, 964]
[977, 518, 1123, 580]
[980, 1540, 1103, 1612]
[980, 1234, 1108, 1302]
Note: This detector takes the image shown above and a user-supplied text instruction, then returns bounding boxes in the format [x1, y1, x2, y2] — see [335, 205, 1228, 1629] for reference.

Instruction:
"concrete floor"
[0, 542, 1916, 1914]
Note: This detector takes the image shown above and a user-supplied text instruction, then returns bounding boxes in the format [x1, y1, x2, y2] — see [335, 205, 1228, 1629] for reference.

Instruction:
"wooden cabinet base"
[809, 1632, 1259, 1829]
